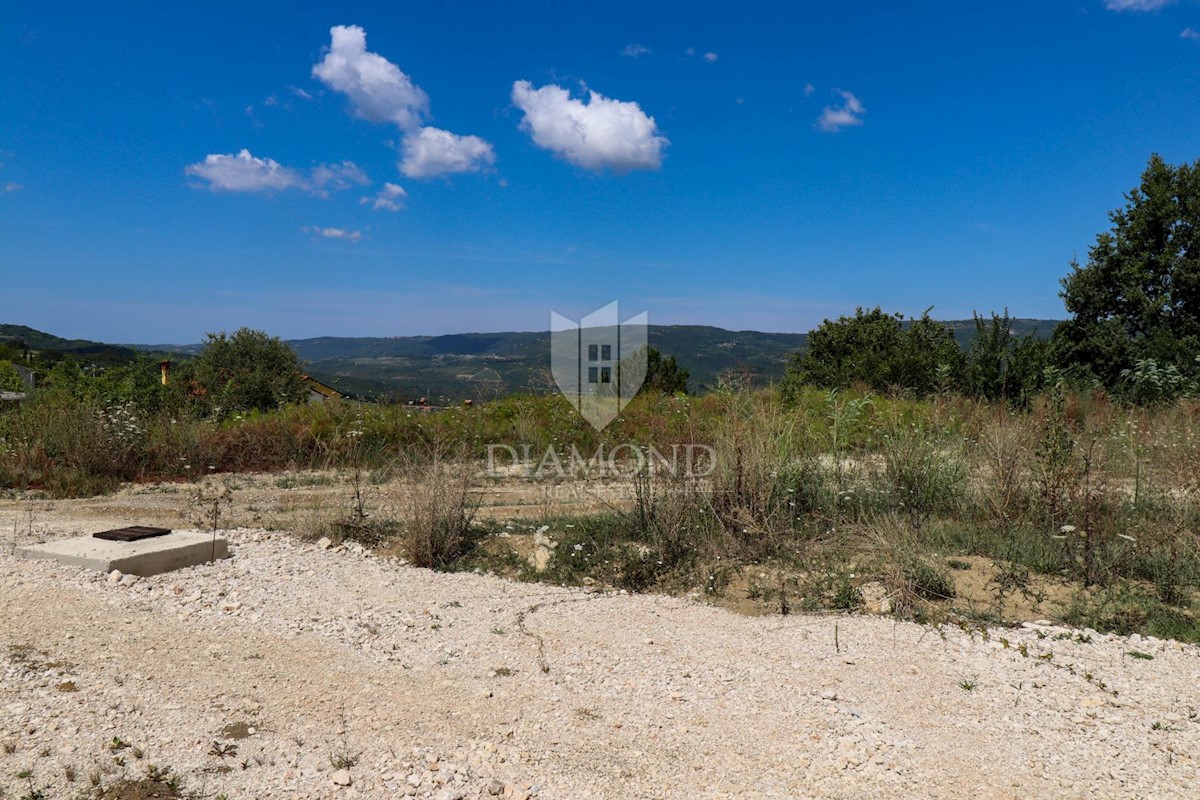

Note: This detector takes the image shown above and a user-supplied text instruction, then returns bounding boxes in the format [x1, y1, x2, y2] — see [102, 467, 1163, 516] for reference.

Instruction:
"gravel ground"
[2, 527, 1199, 799]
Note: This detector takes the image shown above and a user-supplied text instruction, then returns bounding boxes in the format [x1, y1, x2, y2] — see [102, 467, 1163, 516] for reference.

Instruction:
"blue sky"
[3, 1, 1200, 342]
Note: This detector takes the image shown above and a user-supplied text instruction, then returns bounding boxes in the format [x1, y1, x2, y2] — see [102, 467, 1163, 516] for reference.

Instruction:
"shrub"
[394, 447, 478, 569]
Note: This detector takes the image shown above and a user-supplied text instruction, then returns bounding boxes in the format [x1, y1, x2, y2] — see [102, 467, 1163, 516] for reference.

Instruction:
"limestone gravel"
[1, 527, 1198, 798]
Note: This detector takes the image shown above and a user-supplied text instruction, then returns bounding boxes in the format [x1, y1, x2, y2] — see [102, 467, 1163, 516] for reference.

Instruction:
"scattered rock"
[331, 768, 352, 786]
[859, 581, 890, 614]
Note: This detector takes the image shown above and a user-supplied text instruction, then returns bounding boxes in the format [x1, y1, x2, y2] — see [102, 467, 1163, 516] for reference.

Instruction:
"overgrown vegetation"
[4, 154, 1200, 643]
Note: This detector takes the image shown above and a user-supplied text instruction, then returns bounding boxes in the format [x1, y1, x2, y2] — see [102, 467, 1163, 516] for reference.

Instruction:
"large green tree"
[1053, 154, 1200, 392]
[782, 307, 962, 396]
[192, 328, 307, 414]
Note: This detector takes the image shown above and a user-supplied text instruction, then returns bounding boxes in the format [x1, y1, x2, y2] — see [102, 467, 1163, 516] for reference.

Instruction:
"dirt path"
[2, 491, 1199, 798]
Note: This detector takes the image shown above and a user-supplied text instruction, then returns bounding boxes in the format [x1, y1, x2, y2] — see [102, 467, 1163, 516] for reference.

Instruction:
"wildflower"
[1059, 524, 1076, 535]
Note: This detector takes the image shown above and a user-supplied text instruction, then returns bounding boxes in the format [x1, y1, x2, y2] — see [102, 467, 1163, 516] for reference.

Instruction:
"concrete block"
[15, 530, 230, 576]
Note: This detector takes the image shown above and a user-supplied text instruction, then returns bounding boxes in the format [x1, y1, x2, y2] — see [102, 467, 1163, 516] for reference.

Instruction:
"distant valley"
[2, 319, 1061, 402]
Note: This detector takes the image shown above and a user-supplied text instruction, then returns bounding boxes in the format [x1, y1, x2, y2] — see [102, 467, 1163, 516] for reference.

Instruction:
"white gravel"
[2, 527, 1199, 799]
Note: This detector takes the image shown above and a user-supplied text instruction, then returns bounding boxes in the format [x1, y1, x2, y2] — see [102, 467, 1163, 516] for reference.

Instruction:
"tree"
[191, 328, 306, 414]
[642, 347, 690, 395]
[1053, 154, 1200, 394]
[782, 307, 962, 396]
[962, 310, 1050, 407]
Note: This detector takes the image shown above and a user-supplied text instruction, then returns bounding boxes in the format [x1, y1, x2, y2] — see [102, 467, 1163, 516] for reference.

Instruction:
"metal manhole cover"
[92, 526, 173, 542]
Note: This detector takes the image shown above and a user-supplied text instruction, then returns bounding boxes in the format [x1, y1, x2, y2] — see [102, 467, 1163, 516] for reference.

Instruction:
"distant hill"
[274, 326, 810, 400]
[7, 317, 1063, 402]
[933, 318, 1058, 348]
[0, 324, 139, 359]
[283, 319, 1060, 401]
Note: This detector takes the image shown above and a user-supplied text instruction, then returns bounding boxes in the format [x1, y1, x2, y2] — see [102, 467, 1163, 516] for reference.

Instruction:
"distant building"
[301, 375, 346, 404]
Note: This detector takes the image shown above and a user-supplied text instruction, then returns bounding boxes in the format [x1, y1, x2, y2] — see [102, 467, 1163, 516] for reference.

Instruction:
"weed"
[393, 445, 478, 569]
[959, 676, 979, 691]
[329, 752, 359, 770]
[208, 742, 238, 759]
[1127, 651, 1155, 660]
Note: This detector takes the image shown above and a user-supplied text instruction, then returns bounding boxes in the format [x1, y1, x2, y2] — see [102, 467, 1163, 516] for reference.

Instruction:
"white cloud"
[312, 25, 494, 180]
[303, 226, 362, 243]
[816, 89, 866, 133]
[804, 83, 815, 98]
[703, 51, 718, 62]
[510, 80, 668, 172]
[184, 149, 368, 194]
[622, 43, 651, 58]
[2, 182, 20, 193]
[312, 25, 429, 129]
[1183, 27, 1200, 40]
[1103, 0, 1174, 10]
[185, 150, 306, 192]
[361, 182, 407, 211]
[400, 127, 495, 178]
[309, 161, 370, 194]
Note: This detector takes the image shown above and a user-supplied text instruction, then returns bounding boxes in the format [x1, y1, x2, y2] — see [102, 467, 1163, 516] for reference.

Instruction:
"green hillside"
[0, 324, 139, 358]
[282, 326, 808, 401]
[8, 317, 1063, 403]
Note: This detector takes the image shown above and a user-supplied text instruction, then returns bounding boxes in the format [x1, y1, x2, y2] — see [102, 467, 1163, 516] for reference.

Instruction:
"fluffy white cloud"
[816, 89, 866, 132]
[400, 127, 495, 178]
[2, 182, 20, 193]
[312, 25, 429, 129]
[1103, 0, 1174, 10]
[185, 149, 368, 194]
[703, 51, 719, 62]
[313, 25, 495, 180]
[1182, 27, 1200, 40]
[622, 43, 651, 58]
[185, 150, 306, 192]
[510, 81, 668, 172]
[304, 226, 362, 242]
[362, 182, 408, 211]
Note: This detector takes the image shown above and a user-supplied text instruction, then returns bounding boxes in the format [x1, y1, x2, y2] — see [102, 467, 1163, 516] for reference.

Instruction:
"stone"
[17, 531, 229, 577]
[317, 537, 333, 550]
[331, 768, 352, 786]
[859, 582, 891, 614]
[488, 779, 506, 795]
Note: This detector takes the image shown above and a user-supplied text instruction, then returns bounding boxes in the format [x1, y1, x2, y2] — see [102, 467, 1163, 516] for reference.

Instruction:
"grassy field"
[4, 385, 1200, 641]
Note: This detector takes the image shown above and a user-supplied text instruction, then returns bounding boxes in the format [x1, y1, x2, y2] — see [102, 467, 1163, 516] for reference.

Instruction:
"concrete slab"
[15, 531, 230, 576]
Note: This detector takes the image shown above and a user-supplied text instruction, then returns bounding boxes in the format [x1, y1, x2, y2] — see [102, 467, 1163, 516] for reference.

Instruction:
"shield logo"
[550, 301, 648, 430]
